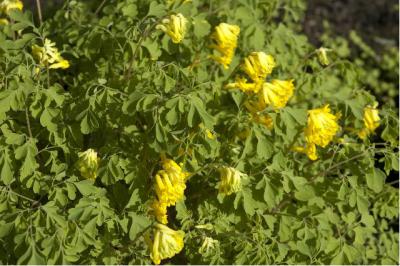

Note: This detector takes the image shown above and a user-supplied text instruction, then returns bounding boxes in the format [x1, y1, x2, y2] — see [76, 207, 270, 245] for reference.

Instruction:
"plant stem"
[46, 67, 50, 89]
[1, 186, 36, 202]
[95, 0, 107, 16]
[25, 107, 33, 138]
[124, 17, 162, 80]
[35, 0, 43, 25]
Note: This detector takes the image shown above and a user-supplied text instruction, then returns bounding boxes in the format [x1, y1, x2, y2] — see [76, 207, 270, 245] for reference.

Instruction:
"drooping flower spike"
[209, 23, 240, 69]
[156, 13, 188, 43]
[150, 157, 189, 224]
[294, 105, 340, 160]
[358, 104, 380, 140]
[32, 38, 70, 70]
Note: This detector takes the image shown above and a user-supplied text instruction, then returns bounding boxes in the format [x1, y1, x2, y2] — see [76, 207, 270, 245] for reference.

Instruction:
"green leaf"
[331, 251, 345, 264]
[356, 194, 369, 214]
[142, 39, 162, 60]
[125, 189, 140, 209]
[147, 2, 165, 17]
[365, 167, 385, 193]
[255, 130, 273, 159]
[122, 3, 138, 18]
[166, 106, 178, 125]
[193, 16, 211, 38]
[242, 188, 256, 216]
[14, 139, 38, 181]
[191, 96, 215, 128]
[297, 240, 311, 257]
[80, 107, 99, 134]
[128, 213, 151, 240]
[0, 149, 14, 185]
[40, 108, 60, 132]
[343, 244, 360, 263]
[263, 179, 277, 209]
[8, 10, 34, 27]
[74, 180, 98, 196]
[294, 185, 315, 201]
[0, 221, 13, 237]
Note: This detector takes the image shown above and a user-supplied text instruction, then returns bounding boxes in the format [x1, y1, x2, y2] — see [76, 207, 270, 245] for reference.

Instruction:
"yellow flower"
[305, 105, 340, 148]
[209, 23, 240, 69]
[148, 223, 185, 265]
[150, 200, 168, 224]
[77, 149, 100, 180]
[32, 39, 70, 70]
[161, 158, 190, 181]
[295, 105, 340, 160]
[358, 105, 380, 140]
[150, 158, 189, 224]
[258, 79, 294, 109]
[293, 143, 318, 161]
[155, 170, 186, 206]
[316, 47, 330, 66]
[0, 0, 23, 14]
[156, 13, 187, 43]
[244, 100, 274, 129]
[242, 52, 275, 83]
[253, 113, 274, 129]
[218, 167, 243, 195]
[225, 76, 258, 93]
[205, 129, 215, 140]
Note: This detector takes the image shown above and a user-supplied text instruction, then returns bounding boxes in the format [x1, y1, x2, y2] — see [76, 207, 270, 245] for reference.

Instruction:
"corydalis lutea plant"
[0, 0, 398, 265]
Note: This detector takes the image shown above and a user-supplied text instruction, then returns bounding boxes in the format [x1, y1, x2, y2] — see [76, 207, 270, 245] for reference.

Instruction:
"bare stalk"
[35, 0, 43, 25]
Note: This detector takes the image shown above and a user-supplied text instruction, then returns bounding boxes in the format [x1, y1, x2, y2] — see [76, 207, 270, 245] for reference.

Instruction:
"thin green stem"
[46, 67, 50, 89]
[124, 17, 163, 80]
[1, 186, 36, 202]
[25, 107, 33, 138]
[95, 0, 107, 16]
[35, 0, 43, 25]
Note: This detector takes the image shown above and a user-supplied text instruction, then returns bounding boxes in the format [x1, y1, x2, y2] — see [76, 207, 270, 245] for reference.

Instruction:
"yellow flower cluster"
[227, 53, 294, 129]
[358, 104, 381, 140]
[294, 105, 340, 160]
[157, 13, 188, 44]
[0, 0, 23, 25]
[242, 52, 276, 91]
[77, 149, 100, 180]
[32, 39, 70, 71]
[146, 223, 185, 265]
[0, 0, 22, 14]
[218, 166, 244, 195]
[226, 52, 276, 93]
[150, 158, 189, 224]
[209, 23, 240, 69]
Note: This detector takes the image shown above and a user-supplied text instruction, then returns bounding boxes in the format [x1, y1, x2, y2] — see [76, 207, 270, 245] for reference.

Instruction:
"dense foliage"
[0, 0, 398, 264]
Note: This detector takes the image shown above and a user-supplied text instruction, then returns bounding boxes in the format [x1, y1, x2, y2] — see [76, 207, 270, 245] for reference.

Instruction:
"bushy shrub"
[0, 0, 398, 264]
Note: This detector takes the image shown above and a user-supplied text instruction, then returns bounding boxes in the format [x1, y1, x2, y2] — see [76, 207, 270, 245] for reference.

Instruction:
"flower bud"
[218, 167, 243, 195]
[317, 47, 330, 66]
[156, 13, 188, 43]
[77, 149, 100, 180]
[198, 237, 218, 255]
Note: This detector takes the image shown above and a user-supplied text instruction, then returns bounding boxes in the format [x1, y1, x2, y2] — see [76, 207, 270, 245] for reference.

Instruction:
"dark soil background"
[304, 0, 399, 52]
